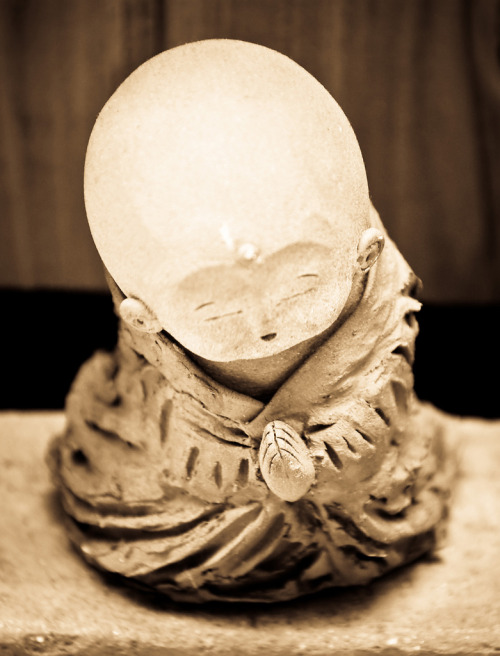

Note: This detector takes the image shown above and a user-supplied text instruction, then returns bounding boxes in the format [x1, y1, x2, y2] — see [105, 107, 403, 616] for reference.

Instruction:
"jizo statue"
[49, 40, 456, 603]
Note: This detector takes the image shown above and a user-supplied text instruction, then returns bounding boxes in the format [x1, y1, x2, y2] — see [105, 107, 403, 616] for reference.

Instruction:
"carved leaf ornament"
[259, 420, 315, 502]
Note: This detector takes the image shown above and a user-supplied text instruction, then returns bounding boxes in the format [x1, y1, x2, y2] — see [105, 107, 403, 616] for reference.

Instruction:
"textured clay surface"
[1, 411, 499, 655]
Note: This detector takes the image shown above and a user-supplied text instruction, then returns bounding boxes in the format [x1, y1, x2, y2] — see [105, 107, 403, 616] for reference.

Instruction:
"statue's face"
[161, 241, 353, 361]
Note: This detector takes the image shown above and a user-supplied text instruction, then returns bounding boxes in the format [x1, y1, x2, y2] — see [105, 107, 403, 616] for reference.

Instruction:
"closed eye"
[298, 273, 318, 279]
[205, 310, 243, 322]
[277, 287, 317, 306]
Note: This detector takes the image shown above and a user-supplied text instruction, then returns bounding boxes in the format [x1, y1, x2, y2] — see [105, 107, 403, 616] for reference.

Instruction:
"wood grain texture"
[1, 0, 499, 301]
[0, 0, 162, 289]
[162, 0, 500, 302]
[324, 0, 500, 303]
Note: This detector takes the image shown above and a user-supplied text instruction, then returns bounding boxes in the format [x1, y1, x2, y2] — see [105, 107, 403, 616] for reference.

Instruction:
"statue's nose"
[261, 332, 277, 342]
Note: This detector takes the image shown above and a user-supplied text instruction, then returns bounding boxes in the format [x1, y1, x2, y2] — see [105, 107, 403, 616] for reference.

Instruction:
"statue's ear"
[357, 228, 385, 272]
[119, 297, 162, 333]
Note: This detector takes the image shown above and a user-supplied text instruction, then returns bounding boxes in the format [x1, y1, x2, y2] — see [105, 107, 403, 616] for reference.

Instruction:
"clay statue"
[49, 40, 456, 603]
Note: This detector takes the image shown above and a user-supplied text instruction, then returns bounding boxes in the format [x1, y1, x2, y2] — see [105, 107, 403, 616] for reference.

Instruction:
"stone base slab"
[0, 411, 499, 655]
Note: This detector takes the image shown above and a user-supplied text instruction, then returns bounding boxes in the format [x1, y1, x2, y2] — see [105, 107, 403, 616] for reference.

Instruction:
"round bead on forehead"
[218, 223, 261, 264]
[237, 243, 261, 263]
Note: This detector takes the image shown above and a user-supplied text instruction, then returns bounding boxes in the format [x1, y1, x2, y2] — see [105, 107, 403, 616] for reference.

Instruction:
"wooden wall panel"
[326, 0, 500, 303]
[0, 0, 162, 289]
[162, 0, 500, 303]
[1, 0, 499, 302]
[471, 0, 500, 288]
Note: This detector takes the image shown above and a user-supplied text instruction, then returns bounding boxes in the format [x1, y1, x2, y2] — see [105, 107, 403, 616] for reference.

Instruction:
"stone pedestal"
[0, 411, 499, 655]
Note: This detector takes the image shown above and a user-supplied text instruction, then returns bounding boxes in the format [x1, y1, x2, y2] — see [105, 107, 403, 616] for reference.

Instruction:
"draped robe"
[49, 236, 455, 602]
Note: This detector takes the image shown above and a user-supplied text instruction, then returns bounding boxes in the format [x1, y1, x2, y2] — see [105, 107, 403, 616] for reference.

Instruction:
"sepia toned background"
[1, 0, 499, 412]
[1, 0, 500, 301]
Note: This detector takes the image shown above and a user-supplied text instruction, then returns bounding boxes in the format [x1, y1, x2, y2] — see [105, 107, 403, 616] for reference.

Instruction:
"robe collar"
[119, 235, 418, 443]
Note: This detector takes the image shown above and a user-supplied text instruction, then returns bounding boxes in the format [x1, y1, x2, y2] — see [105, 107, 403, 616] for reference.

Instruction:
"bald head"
[84, 40, 381, 361]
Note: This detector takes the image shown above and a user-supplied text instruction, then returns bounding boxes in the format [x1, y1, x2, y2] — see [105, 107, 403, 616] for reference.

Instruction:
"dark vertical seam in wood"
[52, 2, 72, 288]
[0, 2, 34, 286]
[156, 0, 167, 52]
[463, 0, 498, 265]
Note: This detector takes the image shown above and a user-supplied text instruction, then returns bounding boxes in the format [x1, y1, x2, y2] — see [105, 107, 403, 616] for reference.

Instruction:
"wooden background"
[1, 0, 499, 302]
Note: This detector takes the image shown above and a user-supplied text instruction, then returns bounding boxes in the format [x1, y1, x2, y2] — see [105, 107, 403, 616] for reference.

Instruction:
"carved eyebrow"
[195, 302, 215, 311]
[298, 273, 319, 279]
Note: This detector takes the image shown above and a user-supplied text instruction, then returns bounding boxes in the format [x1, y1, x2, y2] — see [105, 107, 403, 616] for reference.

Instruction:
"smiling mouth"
[261, 332, 277, 341]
